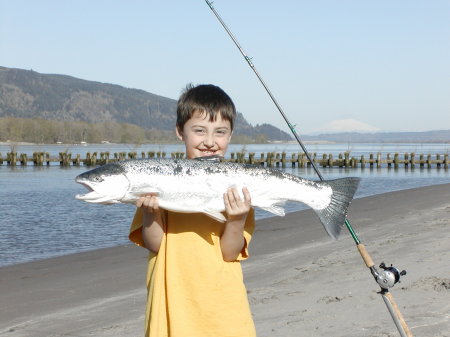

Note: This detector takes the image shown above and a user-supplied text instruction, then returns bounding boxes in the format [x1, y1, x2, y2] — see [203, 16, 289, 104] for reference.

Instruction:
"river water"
[1, 143, 449, 267]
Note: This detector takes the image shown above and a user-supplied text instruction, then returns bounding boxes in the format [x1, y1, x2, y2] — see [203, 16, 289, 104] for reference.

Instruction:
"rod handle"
[357, 243, 374, 268]
[383, 292, 414, 337]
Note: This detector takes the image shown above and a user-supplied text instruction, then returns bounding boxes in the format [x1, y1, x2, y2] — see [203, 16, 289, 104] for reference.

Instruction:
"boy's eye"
[194, 129, 206, 134]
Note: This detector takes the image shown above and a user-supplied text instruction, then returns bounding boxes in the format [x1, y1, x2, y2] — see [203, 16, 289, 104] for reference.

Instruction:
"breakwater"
[1, 151, 448, 169]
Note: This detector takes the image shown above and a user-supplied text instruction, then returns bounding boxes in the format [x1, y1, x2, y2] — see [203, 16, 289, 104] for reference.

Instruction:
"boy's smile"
[176, 110, 232, 159]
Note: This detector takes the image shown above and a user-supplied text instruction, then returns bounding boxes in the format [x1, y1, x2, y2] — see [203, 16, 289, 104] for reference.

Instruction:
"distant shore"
[1, 183, 449, 336]
[2, 139, 450, 147]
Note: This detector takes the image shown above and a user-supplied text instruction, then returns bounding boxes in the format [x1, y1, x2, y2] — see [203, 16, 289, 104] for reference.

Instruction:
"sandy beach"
[1, 184, 449, 337]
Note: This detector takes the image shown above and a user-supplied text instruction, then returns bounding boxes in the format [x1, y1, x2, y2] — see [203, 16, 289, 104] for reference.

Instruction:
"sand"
[1, 184, 449, 337]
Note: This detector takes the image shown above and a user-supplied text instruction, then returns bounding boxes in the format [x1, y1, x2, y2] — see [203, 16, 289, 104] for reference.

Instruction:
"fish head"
[75, 163, 130, 204]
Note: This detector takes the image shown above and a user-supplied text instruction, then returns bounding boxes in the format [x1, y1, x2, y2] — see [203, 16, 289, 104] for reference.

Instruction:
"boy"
[128, 84, 256, 337]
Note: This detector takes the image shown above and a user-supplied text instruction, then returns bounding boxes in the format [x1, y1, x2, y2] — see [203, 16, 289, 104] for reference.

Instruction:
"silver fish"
[75, 157, 360, 239]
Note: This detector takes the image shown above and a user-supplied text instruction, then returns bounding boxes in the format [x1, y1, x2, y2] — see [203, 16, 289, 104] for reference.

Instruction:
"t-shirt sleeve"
[236, 207, 255, 261]
[129, 208, 168, 248]
[128, 208, 146, 247]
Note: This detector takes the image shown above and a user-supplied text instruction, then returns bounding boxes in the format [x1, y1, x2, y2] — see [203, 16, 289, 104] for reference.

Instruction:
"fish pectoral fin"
[260, 204, 286, 217]
[202, 208, 227, 222]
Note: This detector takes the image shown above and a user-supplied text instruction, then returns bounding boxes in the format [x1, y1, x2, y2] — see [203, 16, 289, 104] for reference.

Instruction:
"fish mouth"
[75, 181, 102, 202]
[75, 179, 114, 204]
[75, 173, 129, 204]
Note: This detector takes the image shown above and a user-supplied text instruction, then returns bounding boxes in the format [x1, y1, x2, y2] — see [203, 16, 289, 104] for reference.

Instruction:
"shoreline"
[1, 184, 449, 336]
[2, 140, 450, 146]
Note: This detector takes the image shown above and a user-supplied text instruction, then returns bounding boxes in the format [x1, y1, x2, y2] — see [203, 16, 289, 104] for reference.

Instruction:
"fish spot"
[173, 165, 183, 174]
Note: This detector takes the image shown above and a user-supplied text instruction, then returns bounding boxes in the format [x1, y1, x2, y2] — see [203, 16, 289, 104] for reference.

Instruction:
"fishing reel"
[374, 262, 407, 290]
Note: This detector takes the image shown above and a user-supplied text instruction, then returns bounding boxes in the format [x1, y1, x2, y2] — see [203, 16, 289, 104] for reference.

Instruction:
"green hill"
[0, 66, 292, 142]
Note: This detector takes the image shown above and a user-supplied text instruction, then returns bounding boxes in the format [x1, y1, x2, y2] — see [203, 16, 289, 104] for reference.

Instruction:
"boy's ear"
[175, 126, 184, 141]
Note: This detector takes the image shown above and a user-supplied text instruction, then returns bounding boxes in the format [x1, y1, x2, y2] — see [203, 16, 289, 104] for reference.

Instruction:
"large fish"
[75, 157, 360, 239]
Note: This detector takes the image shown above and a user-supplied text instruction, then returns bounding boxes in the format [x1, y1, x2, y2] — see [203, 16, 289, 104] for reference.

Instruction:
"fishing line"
[204, 0, 324, 181]
[204, 1, 413, 336]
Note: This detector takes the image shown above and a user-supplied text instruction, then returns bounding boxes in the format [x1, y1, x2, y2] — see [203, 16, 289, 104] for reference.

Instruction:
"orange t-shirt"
[129, 208, 256, 337]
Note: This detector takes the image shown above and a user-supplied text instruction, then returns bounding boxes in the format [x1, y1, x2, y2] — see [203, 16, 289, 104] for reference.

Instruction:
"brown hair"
[176, 84, 236, 131]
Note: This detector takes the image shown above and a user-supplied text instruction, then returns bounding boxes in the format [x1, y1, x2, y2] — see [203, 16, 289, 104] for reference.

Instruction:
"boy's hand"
[136, 193, 164, 253]
[136, 193, 160, 212]
[221, 187, 251, 261]
[223, 187, 251, 222]
[136, 193, 163, 225]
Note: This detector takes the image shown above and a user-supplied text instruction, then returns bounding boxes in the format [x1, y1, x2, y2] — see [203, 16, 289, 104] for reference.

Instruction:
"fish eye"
[94, 176, 103, 182]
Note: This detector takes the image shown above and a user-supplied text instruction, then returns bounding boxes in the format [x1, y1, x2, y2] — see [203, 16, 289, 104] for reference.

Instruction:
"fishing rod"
[204, 1, 413, 336]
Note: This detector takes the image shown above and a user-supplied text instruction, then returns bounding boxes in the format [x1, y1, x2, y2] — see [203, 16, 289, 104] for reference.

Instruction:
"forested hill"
[0, 66, 292, 141]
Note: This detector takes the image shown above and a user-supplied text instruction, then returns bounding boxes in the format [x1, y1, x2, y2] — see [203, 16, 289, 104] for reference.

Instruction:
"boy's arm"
[220, 187, 251, 262]
[137, 194, 165, 253]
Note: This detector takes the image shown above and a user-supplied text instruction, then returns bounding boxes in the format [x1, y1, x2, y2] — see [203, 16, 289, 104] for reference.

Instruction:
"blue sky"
[1, 0, 449, 134]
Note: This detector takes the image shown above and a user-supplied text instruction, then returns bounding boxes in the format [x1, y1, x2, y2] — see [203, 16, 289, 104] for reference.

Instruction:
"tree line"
[0, 117, 268, 144]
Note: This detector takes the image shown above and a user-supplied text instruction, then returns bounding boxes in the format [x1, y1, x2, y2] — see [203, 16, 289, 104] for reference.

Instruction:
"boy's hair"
[176, 84, 236, 131]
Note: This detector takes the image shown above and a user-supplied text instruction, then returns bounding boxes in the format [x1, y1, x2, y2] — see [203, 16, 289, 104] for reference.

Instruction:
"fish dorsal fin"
[194, 155, 223, 162]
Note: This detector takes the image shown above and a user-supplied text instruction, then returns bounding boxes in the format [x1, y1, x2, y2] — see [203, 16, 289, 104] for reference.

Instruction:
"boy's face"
[176, 110, 232, 159]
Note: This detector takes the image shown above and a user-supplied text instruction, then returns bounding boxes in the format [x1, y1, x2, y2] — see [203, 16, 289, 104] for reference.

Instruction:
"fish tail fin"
[314, 177, 360, 240]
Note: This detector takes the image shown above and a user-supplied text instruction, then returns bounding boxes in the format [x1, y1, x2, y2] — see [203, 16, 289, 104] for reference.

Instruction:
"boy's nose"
[203, 134, 215, 147]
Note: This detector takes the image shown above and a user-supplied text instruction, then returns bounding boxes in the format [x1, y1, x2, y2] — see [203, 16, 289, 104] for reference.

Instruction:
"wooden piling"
[59, 152, 71, 166]
[259, 153, 265, 166]
[86, 152, 92, 166]
[345, 152, 350, 167]
[91, 152, 97, 166]
[33, 152, 46, 166]
[394, 153, 399, 169]
[275, 153, 281, 167]
[1, 150, 448, 169]
[290, 153, 296, 168]
[249, 153, 255, 164]
[410, 153, 415, 169]
[300, 153, 307, 168]
[338, 153, 344, 167]
[281, 152, 286, 168]
[322, 154, 327, 168]
[7, 152, 17, 166]
[73, 154, 81, 166]
[376, 153, 381, 168]
[267, 152, 274, 167]
[20, 153, 27, 166]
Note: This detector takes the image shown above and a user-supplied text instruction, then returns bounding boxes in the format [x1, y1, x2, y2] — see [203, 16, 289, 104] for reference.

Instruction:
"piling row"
[0, 151, 448, 169]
